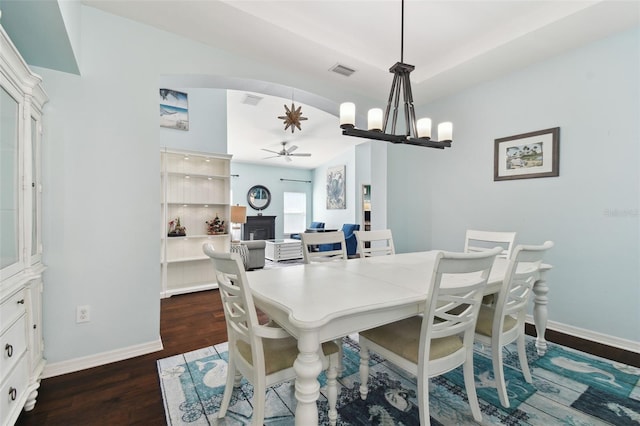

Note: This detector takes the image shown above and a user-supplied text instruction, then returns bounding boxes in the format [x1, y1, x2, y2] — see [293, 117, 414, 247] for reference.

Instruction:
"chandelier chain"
[400, 0, 404, 63]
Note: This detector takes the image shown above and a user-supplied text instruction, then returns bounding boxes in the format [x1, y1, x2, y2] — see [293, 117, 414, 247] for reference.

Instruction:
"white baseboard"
[526, 315, 640, 354]
[161, 283, 218, 299]
[42, 338, 164, 379]
[40, 319, 638, 379]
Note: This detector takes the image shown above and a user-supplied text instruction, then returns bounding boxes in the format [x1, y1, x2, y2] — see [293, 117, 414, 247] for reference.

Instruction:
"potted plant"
[206, 214, 225, 235]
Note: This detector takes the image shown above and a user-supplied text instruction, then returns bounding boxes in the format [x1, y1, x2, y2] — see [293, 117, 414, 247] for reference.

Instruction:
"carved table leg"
[532, 268, 551, 356]
[293, 332, 323, 426]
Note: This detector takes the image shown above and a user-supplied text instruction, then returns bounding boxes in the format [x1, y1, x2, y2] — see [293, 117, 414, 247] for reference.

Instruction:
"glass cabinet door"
[30, 116, 42, 262]
[0, 84, 22, 277]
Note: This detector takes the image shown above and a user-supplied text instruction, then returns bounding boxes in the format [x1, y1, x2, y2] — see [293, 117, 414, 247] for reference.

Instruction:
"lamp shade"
[230, 205, 247, 224]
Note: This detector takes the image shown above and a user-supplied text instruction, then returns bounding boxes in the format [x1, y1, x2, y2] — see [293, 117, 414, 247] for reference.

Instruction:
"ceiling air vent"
[242, 93, 263, 106]
[330, 63, 356, 77]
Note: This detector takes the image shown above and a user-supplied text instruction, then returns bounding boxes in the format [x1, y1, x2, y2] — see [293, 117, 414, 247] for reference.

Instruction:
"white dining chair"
[464, 229, 516, 259]
[358, 247, 502, 425]
[203, 244, 340, 425]
[301, 231, 348, 263]
[299, 231, 350, 374]
[354, 229, 395, 257]
[474, 240, 554, 408]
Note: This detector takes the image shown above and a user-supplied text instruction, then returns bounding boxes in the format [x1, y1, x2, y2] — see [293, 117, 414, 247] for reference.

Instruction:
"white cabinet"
[0, 24, 47, 426]
[265, 239, 303, 262]
[160, 149, 232, 297]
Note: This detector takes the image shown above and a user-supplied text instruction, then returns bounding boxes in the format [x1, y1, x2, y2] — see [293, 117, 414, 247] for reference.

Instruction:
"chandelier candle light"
[339, 0, 452, 149]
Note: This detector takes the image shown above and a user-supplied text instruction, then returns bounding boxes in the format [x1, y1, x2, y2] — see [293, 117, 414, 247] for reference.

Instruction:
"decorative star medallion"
[278, 102, 308, 133]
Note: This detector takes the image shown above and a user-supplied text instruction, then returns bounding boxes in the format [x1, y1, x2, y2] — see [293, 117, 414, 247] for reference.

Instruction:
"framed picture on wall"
[494, 127, 559, 181]
[326, 165, 346, 209]
[159, 88, 189, 131]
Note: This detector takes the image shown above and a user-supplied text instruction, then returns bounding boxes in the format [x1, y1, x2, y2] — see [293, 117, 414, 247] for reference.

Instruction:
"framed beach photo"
[494, 127, 559, 181]
[159, 88, 189, 131]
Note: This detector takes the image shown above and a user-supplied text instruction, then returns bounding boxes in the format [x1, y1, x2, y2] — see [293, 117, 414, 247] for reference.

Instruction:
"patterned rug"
[157, 335, 640, 425]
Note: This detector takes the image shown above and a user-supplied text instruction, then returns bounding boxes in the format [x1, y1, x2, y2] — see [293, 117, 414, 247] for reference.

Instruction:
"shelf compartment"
[163, 152, 230, 176]
[165, 205, 230, 237]
[164, 261, 217, 297]
[165, 236, 229, 260]
[166, 174, 229, 205]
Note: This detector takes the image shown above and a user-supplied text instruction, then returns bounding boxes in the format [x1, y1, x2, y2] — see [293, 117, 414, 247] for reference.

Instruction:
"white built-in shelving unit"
[160, 149, 232, 298]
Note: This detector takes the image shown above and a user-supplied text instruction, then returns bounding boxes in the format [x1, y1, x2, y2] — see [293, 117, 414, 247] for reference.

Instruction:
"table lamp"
[230, 205, 247, 243]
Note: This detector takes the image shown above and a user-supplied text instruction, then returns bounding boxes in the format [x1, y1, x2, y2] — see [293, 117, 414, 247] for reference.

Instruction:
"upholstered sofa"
[318, 223, 360, 257]
[242, 240, 266, 270]
[290, 221, 325, 240]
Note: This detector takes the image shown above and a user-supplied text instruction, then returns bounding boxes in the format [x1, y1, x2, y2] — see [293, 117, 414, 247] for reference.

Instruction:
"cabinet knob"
[5, 343, 13, 357]
[17, 299, 25, 304]
[9, 387, 17, 401]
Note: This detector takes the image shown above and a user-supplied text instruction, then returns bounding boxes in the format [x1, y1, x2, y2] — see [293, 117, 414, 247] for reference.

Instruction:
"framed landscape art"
[494, 127, 559, 181]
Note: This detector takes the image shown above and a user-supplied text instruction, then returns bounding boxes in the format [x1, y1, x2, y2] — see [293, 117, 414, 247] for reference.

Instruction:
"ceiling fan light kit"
[339, 0, 452, 150]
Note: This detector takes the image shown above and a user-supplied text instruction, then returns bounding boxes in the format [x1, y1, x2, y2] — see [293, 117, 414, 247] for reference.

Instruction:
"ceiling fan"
[262, 141, 312, 162]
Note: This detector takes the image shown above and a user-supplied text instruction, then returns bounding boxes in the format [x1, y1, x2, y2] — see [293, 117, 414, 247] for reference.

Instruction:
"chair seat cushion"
[360, 316, 463, 364]
[237, 337, 339, 375]
[475, 305, 517, 337]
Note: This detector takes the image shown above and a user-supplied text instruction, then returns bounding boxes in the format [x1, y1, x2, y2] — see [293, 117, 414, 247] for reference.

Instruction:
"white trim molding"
[42, 338, 164, 378]
[526, 316, 640, 354]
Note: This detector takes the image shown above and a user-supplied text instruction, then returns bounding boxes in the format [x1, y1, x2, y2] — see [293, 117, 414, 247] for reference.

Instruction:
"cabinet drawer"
[0, 355, 28, 426]
[0, 315, 27, 379]
[0, 289, 26, 335]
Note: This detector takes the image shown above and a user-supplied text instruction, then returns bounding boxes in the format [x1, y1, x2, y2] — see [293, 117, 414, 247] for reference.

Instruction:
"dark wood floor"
[16, 289, 639, 425]
[16, 290, 229, 426]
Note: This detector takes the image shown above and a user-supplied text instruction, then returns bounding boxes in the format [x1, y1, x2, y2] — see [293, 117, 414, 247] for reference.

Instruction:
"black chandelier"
[339, 0, 452, 149]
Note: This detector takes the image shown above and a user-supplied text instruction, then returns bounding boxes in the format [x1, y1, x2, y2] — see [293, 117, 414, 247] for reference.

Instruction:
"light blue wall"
[387, 145, 437, 253]
[231, 162, 314, 238]
[159, 88, 227, 154]
[353, 142, 389, 232]
[388, 27, 640, 343]
[313, 148, 358, 230]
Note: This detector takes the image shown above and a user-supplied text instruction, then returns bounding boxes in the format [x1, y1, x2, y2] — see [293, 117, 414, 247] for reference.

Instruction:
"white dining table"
[248, 251, 551, 426]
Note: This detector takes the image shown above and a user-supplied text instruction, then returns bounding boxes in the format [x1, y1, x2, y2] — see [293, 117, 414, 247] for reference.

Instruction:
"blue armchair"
[319, 223, 360, 257]
[290, 221, 325, 240]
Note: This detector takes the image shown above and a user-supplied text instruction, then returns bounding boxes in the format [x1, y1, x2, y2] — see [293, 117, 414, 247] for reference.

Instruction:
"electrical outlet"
[76, 305, 90, 323]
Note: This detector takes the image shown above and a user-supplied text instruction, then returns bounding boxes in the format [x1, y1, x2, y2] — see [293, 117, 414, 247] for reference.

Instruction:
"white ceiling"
[83, 0, 639, 168]
[227, 90, 360, 169]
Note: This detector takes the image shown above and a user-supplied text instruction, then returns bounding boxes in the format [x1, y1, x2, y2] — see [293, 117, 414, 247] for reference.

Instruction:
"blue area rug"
[157, 335, 640, 425]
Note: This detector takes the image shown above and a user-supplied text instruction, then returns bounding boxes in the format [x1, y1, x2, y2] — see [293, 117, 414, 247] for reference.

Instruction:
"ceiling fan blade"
[290, 153, 312, 157]
[286, 144, 298, 154]
[285, 156, 292, 162]
[261, 148, 280, 154]
[262, 155, 280, 159]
